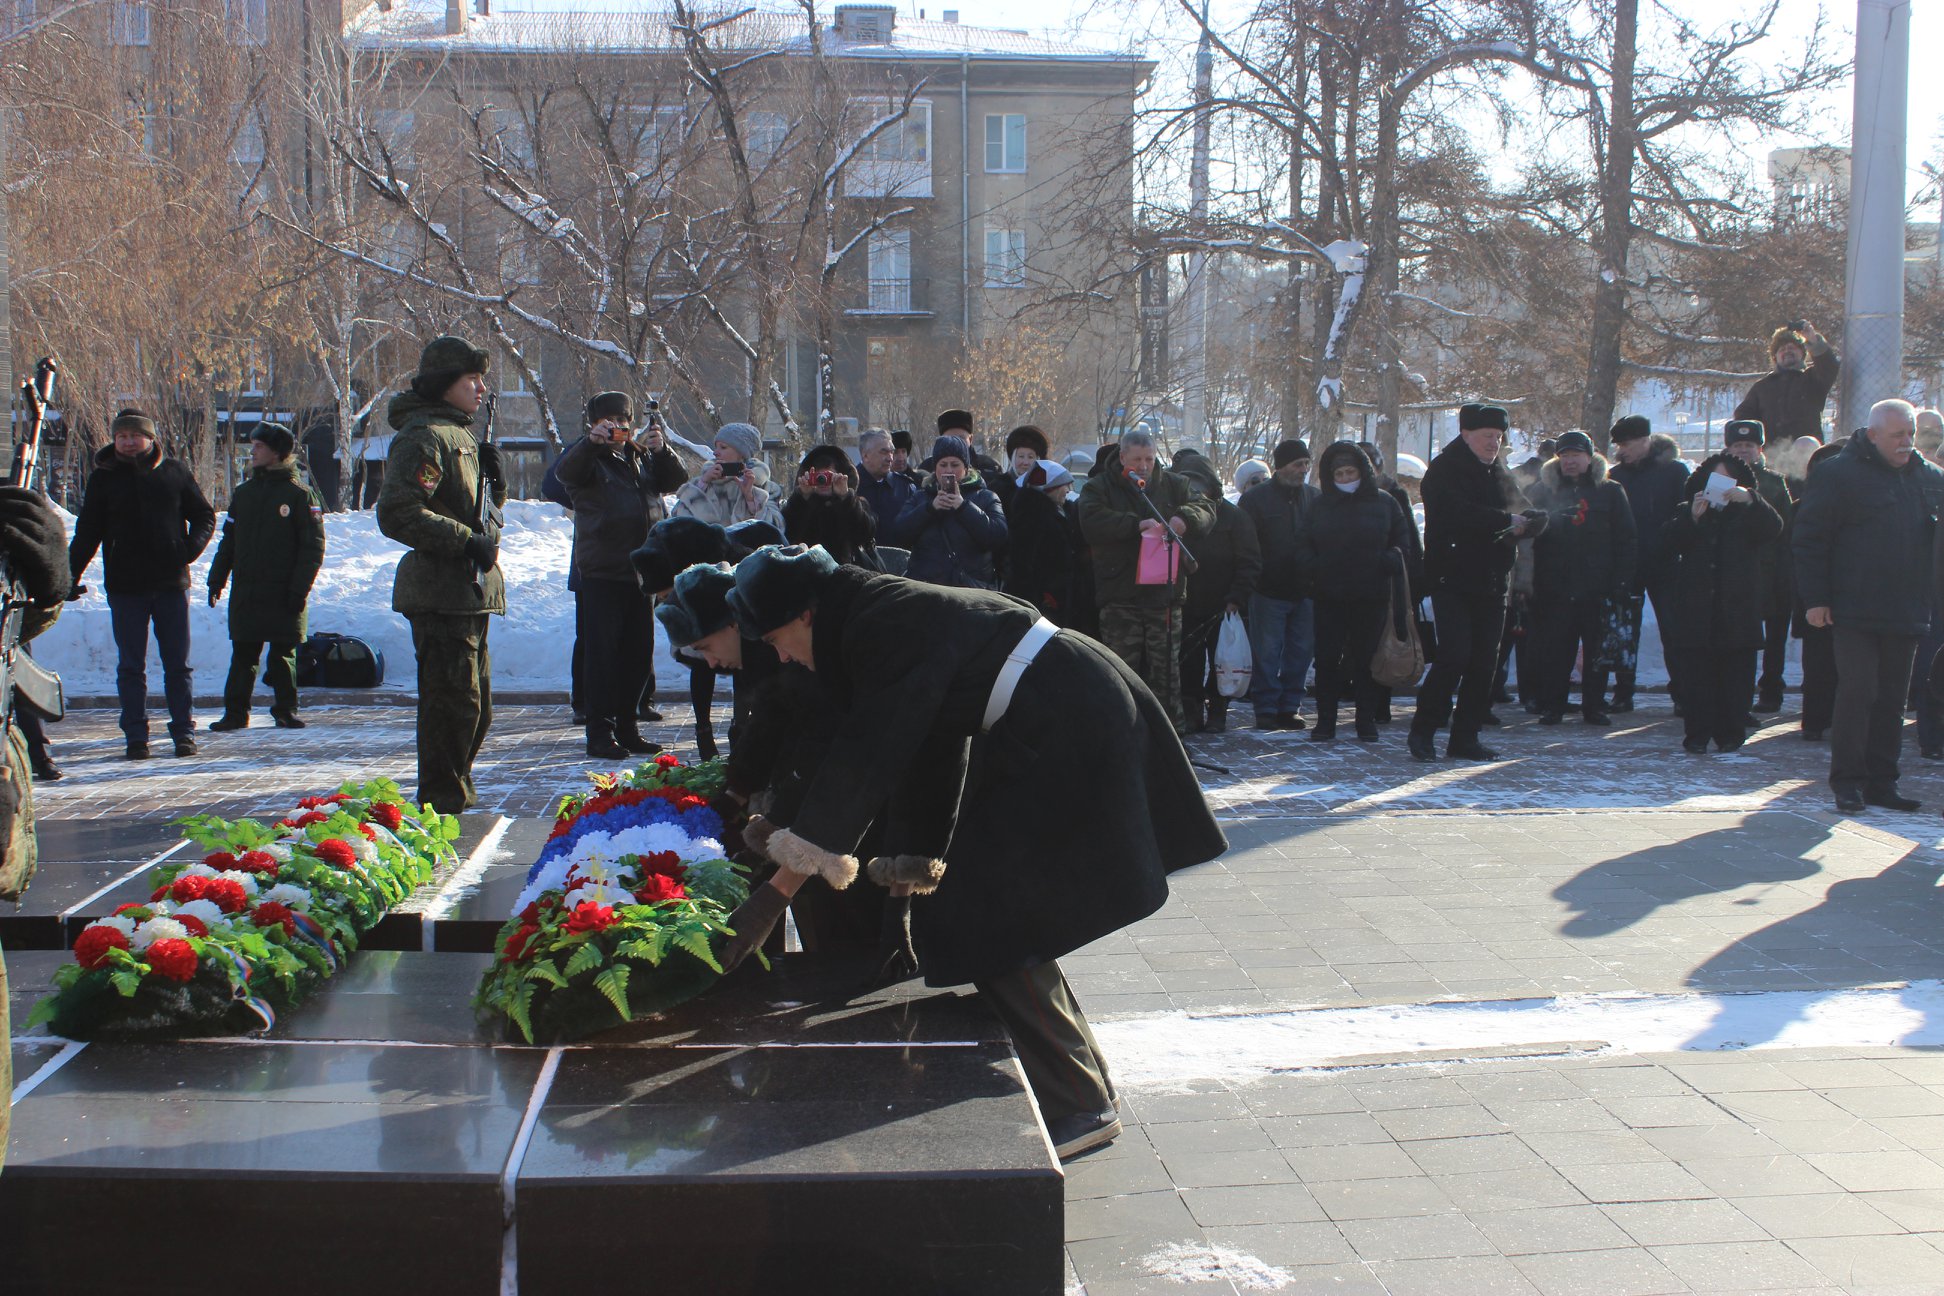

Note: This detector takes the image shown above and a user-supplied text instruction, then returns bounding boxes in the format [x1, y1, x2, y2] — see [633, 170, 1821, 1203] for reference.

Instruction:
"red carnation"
[518, 901, 541, 925]
[634, 874, 687, 905]
[146, 938, 199, 982]
[169, 874, 211, 904]
[677, 795, 706, 813]
[251, 902, 297, 936]
[369, 801, 404, 831]
[202, 851, 238, 871]
[113, 902, 148, 917]
[236, 851, 279, 877]
[312, 839, 358, 869]
[203, 877, 249, 914]
[562, 902, 617, 935]
[655, 753, 680, 768]
[502, 923, 542, 961]
[74, 925, 130, 969]
[639, 850, 685, 878]
[278, 811, 330, 829]
[175, 914, 210, 938]
[150, 884, 169, 901]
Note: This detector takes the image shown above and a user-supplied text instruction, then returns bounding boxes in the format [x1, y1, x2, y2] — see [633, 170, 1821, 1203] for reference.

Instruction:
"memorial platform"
[7, 928, 1062, 1295]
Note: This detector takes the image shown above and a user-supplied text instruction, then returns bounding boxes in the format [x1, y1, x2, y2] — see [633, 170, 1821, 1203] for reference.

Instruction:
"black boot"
[1205, 701, 1229, 734]
[617, 728, 664, 756]
[1309, 699, 1338, 741]
[208, 713, 248, 732]
[1185, 699, 1207, 733]
[1447, 734, 1498, 761]
[1407, 728, 1439, 761]
[271, 710, 306, 730]
[586, 725, 628, 760]
[695, 721, 720, 761]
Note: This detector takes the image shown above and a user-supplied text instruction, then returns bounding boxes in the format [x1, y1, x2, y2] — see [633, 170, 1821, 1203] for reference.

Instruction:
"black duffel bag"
[295, 632, 386, 689]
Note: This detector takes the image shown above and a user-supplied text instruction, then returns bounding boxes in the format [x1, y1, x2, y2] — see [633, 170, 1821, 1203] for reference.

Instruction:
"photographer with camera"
[783, 443, 881, 569]
[672, 422, 785, 532]
[889, 434, 1008, 589]
[1527, 430, 1636, 726]
[555, 391, 688, 759]
[1736, 320, 1839, 446]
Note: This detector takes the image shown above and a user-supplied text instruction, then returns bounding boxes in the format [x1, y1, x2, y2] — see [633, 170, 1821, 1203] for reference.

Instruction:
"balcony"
[847, 277, 932, 318]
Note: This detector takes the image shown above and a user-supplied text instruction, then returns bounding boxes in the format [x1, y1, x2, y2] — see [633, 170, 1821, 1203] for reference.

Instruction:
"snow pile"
[1140, 1243, 1293, 1291]
[40, 499, 692, 698]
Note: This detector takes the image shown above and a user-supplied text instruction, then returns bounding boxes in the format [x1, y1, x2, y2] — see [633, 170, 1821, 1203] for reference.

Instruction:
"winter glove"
[476, 443, 503, 481]
[866, 854, 947, 895]
[742, 813, 781, 861]
[718, 882, 790, 973]
[858, 895, 920, 990]
[208, 583, 223, 607]
[0, 487, 70, 607]
[463, 532, 500, 572]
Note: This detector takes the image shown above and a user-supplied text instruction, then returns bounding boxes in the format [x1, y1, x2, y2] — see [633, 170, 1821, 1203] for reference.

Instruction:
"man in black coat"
[66, 408, 217, 759]
[1721, 419, 1797, 715]
[1238, 439, 1318, 729]
[1736, 322, 1839, 447]
[1173, 453, 1261, 733]
[1409, 404, 1546, 761]
[1607, 416, 1690, 711]
[1793, 400, 1944, 813]
[856, 428, 916, 532]
[718, 544, 1227, 1160]
[554, 391, 688, 758]
[1527, 431, 1637, 725]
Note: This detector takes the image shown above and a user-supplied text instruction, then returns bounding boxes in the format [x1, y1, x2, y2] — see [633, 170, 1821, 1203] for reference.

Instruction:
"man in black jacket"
[1793, 400, 1944, 814]
[1721, 419, 1797, 715]
[1409, 404, 1546, 762]
[554, 391, 687, 759]
[1238, 439, 1318, 729]
[1174, 453, 1261, 733]
[1527, 431, 1637, 725]
[67, 408, 217, 759]
[1736, 322, 1839, 447]
[1608, 416, 1690, 711]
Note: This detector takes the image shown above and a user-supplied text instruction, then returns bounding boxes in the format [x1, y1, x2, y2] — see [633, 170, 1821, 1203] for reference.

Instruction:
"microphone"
[1125, 466, 1147, 489]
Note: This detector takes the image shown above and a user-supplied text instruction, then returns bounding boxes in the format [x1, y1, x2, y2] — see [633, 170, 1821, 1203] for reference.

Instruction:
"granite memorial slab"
[0, 816, 186, 950]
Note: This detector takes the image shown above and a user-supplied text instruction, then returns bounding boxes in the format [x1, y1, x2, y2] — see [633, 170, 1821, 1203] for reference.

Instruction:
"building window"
[866, 229, 912, 311]
[11, 1, 35, 35]
[746, 110, 790, 160]
[983, 227, 1026, 288]
[110, 2, 148, 45]
[492, 109, 535, 168]
[984, 114, 1026, 173]
[846, 99, 931, 199]
[230, 113, 265, 166]
[369, 107, 415, 171]
[224, 0, 267, 45]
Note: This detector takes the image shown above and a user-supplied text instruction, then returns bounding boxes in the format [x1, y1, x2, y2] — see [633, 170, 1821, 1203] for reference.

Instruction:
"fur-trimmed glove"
[766, 827, 859, 890]
[719, 882, 790, 973]
[866, 854, 947, 896]
[743, 813, 781, 860]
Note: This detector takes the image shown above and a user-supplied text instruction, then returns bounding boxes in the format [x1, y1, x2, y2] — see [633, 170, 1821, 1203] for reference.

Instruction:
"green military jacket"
[376, 393, 507, 617]
[209, 462, 326, 644]
[0, 603, 59, 904]
[1076, 451, 1217, 607]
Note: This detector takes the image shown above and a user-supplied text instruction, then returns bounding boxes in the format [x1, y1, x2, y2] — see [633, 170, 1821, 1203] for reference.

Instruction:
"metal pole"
[1842, 0, 1911, 434]
[1181, 1, 1213, 448]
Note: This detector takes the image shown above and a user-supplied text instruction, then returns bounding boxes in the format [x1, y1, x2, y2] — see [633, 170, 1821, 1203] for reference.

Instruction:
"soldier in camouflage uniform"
[0, 485, 74, 1169]
[1076, 429, 1214, 732]
[376, 337, 506, 815]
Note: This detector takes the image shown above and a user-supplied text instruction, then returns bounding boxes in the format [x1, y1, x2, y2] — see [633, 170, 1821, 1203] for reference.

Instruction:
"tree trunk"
[1579, 0, 1637, 451]
[1370, 2, 1404, 468]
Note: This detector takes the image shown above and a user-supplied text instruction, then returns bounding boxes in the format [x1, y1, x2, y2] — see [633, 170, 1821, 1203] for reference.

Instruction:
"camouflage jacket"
[376, 393, 507, 617]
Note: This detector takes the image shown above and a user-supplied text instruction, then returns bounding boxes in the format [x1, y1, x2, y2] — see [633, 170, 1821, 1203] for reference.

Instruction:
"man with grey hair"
[855, 427, 914, 528]
[1077, 427, 1214, 731]
[1794, 398, 1944, 814]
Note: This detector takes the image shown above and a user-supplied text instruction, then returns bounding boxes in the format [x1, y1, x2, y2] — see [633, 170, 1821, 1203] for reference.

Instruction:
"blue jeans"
[108, 590, 194, 744]
[1248, 593, 1313, 718]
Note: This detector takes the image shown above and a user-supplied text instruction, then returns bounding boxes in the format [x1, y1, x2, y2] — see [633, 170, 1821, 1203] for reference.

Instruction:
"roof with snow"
[347, 1, 1144, 64]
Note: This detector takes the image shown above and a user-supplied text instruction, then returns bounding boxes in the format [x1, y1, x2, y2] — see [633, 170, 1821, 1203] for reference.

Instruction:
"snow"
[1140, 1242, 1294, 1290]
[1091, 982, 1944, 1090]
[42, 499, 693, 698]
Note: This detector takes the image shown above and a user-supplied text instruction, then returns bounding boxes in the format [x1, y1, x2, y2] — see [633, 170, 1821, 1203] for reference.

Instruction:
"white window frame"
[984, 113, 1026, 174]
[110, 1, 148, 46]
[223, 0, 267, 45]
[983, 227, 1026, 289]
[745, 109, 790, 160]
[866, 228, 913, 311]
[845, 98, 932, 199]
[619, 105, 685, 166]
[492, 109, 535, 169]
[230, 111, 265, 167]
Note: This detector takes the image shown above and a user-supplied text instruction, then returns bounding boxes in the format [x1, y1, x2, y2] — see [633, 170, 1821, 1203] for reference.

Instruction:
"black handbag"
[295, 633, 386, 689]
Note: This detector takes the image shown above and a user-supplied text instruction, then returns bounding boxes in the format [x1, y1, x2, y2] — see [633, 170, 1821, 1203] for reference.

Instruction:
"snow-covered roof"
[347, 1, 1142, 64]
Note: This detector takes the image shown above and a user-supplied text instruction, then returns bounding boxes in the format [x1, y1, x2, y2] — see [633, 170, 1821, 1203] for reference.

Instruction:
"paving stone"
[1311, 1177, 1458, 1222]
[1281, 1141, 1421, 1183]
[1197, 1220, 1357, 1267]
[1781, 1233, 1944, 1288]
[1729, 1192, 1903, 1238]
[1436, 1168, 1591, 1212]
[1802, 1150, 1944, 1192]
[1472, 1205, 1637, 1256]
[1601, 1199, 1770, 1246]
[1339, 1212, 1496, 1262]
[1178, 1183, 1328, 1228]
[1257, 1111, 1390, 1148]
[1646, 1241, 1832, 1291]
[1364, 1254, 1544, 1294]
[1558, 1162, 1712, 1204]
[1678, 1155, 1845, 1199]
[1510, 1247, 1691, 1296]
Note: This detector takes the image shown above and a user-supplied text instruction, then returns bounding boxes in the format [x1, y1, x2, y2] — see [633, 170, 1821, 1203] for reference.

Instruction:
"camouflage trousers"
[1099, 603, 1185, 731]
[410, 613, 493, 816]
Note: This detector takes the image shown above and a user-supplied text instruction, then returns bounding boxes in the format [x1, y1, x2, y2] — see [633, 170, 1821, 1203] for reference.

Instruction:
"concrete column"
[1841, 0, 1910, 433]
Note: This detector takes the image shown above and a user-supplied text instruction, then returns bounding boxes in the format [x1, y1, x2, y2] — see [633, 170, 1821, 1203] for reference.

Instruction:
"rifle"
[1, 358, 64, 727]
[470, 389, 502, 595]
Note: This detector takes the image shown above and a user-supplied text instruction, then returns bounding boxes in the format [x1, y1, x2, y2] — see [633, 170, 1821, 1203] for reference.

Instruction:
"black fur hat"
[727, 544, 838, 638]
[586, 391, 633, 426]
[1005, 425, 1050, 458]
[890, 429, 914, 451]
[631, 516, 731, 595]
[410, 334, 490, 402]
[1459, 403, 1510, 432]
[725, 519, 786, 553]
[251, 422, 296, 459]
[1724, 418, 1765, 446]
[936, 409, 975, 435]
[655, 563, 738, 647]
[1610, 414, 1651, 443]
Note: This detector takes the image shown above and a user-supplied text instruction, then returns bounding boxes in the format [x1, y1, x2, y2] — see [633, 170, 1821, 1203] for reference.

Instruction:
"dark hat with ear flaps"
[728, 544, 838, 639]
[655, 563, 738, 648]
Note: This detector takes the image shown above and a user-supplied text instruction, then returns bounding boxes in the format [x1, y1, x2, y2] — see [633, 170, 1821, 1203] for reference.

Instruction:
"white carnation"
[173, 898, 228, 929]
[93, 915, 138, 940]
[179, 862, 219, 879]
[217, 870, 262, 898]
[134, 917, 190, 949]
[262, 883, 312, 909]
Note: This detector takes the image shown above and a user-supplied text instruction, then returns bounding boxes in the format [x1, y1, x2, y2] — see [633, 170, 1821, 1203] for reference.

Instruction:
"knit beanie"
[714, 422, 762, 463]
[1272, 439, 1310, 469]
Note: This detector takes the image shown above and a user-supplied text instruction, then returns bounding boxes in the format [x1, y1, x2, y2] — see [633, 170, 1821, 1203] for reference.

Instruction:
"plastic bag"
[1136, 529, 1181, 585]
[1214, 611, 1253, 699]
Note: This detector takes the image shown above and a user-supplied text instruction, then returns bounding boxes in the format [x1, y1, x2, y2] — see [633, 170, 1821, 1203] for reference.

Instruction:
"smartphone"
[721, 461, 747, 478]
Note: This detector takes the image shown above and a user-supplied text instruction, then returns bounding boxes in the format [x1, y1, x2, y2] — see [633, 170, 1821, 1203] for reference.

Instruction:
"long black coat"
[1609, 434, 1690, 589]
[67, 443, 217, 596]
[1528, 456, 1638, 602]
[207, 462, 326, 644]
[1419, 436, 1541, 598]
[1305, 443, 1408, 603]
[1184, 500, 1262, 624]
[1663, 454, 1784, 651]
[783, 491, 881, 570]
[1734, 347, 1839, 445]
[1749, 461, 1795, 621]
[1001, 487, 1079, 624]
[1793, 430, 1944, 637]
[787, 569, 1228, 986]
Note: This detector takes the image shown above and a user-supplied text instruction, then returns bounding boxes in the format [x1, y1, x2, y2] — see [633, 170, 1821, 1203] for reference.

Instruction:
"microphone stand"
[1126, 469, 1198, 572]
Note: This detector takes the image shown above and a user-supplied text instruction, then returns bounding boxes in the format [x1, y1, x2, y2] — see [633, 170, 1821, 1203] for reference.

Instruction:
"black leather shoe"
[1583, 711, 1612, 726]
[1683, 739, 1709, 754]
[1205, 707, 1229, 734]
[1480, 711, 1502, 726]
[617, 732, 664, 756]
[586, 737, 629, 760]
[1752, 696, 1783, 714]
[1538, 712, 1563, 725]
[1447, 739, 1498, 761]
[1307, 725, 1336, 742]
[125, 743, 150, 761]
[1802, 728, 1826, 742]
[1611, 697, 1635, 713]
[272, 712, 306, 729]
[1865, 789, 1922, 812]
[637, 705, 665, 723]
[1834, 787, 1866, 814]
[208, 715, 248, 732]
[31, 756, 62, 781]
[173, 736, 198, 758]
[1407, 730, 1438, 762]
[570, 709, 588, 727]
[1277, 713, 1307, 731]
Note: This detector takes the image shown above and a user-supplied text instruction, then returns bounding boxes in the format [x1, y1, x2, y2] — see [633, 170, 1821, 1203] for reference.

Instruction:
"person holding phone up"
[889, 434, 1008, 589]
[671, 421, 785, 532]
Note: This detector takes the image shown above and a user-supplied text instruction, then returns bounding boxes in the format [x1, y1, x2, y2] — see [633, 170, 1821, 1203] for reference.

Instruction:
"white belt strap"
[982, 617, 1060, 733]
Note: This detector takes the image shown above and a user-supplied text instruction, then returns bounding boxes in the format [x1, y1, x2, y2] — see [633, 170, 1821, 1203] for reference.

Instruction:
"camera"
[807, 469, 838, 490]
[721, 461, 747, 478]
[1788, 319, 1808, 332]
